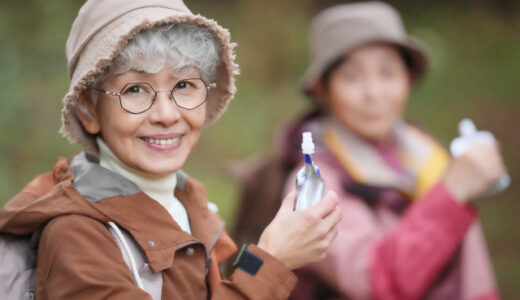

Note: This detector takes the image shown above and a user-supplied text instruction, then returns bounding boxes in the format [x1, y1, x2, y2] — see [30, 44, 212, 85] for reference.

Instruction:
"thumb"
[279, 189, 297, 213]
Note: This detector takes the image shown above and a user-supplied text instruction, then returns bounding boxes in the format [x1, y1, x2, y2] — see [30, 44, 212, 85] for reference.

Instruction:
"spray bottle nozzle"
[301, 132, 315, 154]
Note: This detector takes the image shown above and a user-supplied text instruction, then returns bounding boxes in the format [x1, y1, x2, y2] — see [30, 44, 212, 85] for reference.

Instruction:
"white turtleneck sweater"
[97, 137, 192, 234]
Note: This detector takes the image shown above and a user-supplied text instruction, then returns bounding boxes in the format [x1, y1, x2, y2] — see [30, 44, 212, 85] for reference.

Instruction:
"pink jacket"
[289, 151, 499, 300]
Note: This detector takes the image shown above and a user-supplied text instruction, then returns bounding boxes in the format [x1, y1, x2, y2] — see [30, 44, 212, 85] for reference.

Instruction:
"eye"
[122, 84, 150, 94]
[341, 70, 359, 82]
[381, 66, 401, 80]
[175, 80, 194, 90]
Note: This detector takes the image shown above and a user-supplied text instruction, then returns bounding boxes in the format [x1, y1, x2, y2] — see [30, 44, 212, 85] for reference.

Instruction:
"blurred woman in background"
[234, 2, 505, 299]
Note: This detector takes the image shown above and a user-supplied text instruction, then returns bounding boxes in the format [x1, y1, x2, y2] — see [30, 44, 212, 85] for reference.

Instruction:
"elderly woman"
[0, 1, 341, 299]
[234, 2, 505, 300]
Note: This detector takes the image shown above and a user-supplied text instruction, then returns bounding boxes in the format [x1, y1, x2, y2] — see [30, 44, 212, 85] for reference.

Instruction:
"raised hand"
[443, 142, 507, 203]
[257, 190, 342, 270]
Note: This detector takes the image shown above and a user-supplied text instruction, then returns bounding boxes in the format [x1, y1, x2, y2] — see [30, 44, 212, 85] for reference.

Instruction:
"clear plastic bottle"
[295, 132, 325, 211]
[450, 118, 510, 196]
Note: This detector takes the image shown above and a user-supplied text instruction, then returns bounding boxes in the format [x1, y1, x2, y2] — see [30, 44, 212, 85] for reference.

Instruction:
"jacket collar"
[69, 151, 225, 272]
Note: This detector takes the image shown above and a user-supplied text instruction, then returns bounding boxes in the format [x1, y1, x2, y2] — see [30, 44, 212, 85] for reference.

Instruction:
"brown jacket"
[0, 153, 296, 299]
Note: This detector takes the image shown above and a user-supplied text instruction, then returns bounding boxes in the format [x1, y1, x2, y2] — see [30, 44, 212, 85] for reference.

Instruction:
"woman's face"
[78, 66, 206, 175]
[322, 43, 411, 142]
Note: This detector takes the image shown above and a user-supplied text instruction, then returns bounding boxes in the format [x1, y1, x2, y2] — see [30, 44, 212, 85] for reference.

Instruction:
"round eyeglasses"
[93, 78, 216, 114]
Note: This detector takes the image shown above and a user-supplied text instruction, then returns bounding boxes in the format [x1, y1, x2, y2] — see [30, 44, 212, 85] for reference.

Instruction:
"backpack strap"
[107, 222, 163, 300]
[0, 233, 39, 300]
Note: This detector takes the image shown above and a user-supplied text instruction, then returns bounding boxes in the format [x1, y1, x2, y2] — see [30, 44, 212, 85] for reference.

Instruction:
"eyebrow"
[112, 66, 199, 79]
[170, 66, 200, 78]
[112, 69, 146, 77]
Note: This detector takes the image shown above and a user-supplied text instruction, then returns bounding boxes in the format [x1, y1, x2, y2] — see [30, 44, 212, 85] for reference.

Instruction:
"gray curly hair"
[83, 22, 220, 109]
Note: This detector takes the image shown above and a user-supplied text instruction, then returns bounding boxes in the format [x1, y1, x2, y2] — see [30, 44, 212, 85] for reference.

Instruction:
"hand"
[257, 190, 342, 270]
[443, 142, 506, 203]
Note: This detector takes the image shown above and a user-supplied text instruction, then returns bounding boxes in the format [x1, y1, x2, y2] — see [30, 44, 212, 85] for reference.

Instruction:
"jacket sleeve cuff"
[410, 182, 477, 236]
[229, 244, 297, 299]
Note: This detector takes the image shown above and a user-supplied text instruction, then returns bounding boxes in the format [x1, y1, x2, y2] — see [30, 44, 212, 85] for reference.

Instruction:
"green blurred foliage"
[0, 0, 518, 297]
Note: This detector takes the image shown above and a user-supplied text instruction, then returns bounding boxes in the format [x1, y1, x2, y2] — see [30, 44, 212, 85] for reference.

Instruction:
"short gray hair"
[84, 22, 220, 110]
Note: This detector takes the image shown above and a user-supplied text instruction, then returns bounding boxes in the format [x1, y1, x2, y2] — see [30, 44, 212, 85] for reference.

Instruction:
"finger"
[493, 140, 502, 152]
[322, 208, 342, 230]
[482, 150, 504, 173]
[470, 142, 495, 156]
[489, 142, 501, 156]
[325, 227, 339, 245]
[311, 191, 339, 218]
[279, 189, 298, 213]
[500, 161, 508, 175]
[495, 162, 507, 179]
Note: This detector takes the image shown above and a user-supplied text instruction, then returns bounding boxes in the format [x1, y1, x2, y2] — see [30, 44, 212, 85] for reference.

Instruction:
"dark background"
[1, 0, 518, 297]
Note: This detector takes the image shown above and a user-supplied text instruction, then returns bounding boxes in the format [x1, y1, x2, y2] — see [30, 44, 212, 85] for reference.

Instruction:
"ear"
[310, 80, 330, 108]
[407, 71, 415, 88]
[76, 91, 101, 134]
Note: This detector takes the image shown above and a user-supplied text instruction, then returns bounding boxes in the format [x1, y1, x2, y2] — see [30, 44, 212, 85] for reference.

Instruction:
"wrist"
[442, 178, 469, 204]
[257, 238, 289, 269]
[257, 242, 277, 263]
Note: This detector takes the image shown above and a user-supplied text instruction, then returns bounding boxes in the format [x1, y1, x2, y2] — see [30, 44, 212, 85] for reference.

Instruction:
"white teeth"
[143, 137, 180, 146]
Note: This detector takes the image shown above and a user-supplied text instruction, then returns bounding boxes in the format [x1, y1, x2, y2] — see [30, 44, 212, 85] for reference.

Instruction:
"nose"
[364, 77, 384, 103]
[148, 91, 182, 127]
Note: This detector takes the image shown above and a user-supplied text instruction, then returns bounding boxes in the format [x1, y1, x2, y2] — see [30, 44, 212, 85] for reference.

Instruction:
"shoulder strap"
[0, 233, 39, 300]
[107, 222, 163, 300]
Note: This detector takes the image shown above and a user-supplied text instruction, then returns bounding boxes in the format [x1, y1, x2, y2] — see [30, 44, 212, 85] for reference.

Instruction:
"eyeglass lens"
[119, 79, 208, 113]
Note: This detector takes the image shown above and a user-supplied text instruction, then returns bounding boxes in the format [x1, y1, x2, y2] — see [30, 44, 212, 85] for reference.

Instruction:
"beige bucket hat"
[302, 1, 428, 96]
[61, 0, 239, 154]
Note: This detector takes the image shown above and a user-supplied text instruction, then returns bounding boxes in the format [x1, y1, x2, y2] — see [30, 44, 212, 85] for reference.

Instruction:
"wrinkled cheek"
[189, 106, 207, 128]
[188, 131, 202, 151]
[390, 101, 407, 125]
[112, 125, 135, 145]
[190, 111, 206, 138]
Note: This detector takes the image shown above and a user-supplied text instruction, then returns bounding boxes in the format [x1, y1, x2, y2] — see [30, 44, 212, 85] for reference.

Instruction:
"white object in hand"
[450, 118, 510, 196]
[295, 132, 325, 211]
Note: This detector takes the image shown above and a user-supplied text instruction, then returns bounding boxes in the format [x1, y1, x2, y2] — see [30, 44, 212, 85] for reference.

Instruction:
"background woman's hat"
[61, 0, 239, 154]
[302, 1, 429, 96]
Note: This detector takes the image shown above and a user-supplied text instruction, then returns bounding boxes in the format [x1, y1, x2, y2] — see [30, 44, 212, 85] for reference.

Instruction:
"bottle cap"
[301, 132, 315, 154]
[459, 118, 477, 137]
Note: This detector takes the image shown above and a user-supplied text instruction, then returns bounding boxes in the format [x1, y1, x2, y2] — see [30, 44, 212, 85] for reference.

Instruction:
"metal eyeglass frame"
[92, 78, 217, 114]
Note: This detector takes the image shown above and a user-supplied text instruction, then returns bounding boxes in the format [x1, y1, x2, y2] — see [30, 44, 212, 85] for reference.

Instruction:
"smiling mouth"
[141, 136, 181, 145]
